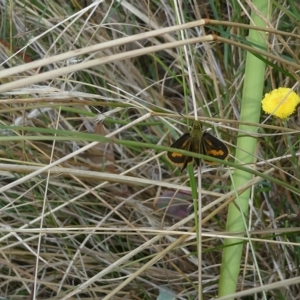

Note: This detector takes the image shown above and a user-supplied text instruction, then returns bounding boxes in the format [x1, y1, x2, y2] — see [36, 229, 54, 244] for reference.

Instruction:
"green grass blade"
[218, 1, 268, 297]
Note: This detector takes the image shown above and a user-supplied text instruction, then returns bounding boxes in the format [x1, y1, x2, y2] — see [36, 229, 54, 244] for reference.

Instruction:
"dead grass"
[0, 0, 300, 299]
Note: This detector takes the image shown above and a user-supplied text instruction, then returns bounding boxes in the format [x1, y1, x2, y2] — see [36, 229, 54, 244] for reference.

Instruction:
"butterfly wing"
[201, 132, 229, 164]
[166, 133, 193, 172]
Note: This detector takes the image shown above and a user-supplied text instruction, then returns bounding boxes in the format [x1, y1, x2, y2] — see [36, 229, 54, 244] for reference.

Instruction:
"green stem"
[218, 1, 268, 298]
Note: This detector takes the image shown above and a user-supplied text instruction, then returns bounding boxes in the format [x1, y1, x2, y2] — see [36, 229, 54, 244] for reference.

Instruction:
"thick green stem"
[218, 1, 268, 297]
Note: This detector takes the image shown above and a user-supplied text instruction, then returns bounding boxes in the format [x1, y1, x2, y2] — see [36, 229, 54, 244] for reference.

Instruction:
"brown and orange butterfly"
[166, 121, 229, 172]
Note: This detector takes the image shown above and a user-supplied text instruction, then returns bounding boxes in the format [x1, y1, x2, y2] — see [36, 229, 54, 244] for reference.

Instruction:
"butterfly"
[166, 121, 229, 172]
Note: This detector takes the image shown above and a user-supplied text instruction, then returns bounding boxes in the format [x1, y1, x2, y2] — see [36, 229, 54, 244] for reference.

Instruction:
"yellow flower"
[261, 87, 300, 119]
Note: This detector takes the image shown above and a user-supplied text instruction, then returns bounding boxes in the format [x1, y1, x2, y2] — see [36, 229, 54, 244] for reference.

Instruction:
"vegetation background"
[0, 0, 300, 299]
